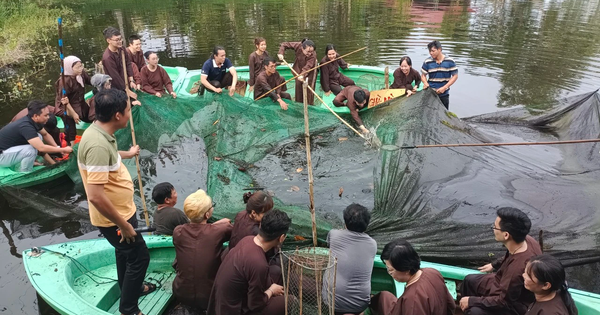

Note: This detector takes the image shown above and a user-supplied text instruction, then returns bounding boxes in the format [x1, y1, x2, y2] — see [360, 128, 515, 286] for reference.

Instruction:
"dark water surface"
[2, 0, 600, 313]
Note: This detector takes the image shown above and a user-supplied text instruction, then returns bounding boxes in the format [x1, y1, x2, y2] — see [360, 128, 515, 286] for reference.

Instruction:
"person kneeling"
[172, 189, 232, 312]
[140, 51, 176, 98]
[370, 239, 455, 315]
[254, 57, 291, 110]
[208, 209, 291, 315]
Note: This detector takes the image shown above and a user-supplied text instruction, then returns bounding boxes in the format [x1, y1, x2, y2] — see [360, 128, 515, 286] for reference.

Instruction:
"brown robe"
[172, 221, 232, 311]
[248, 51, 269, 87]
[253, 70, 290, 102]
[525, 294, 570, 315]
[332, 86, 371, 127]
[140, 65, 173, 95]
[126, 47, 145, 84]
[390, 67, 421, 90]
[54, 72, 92, 141]
[208, 235, 285, 315]
[319, 55, 354, 94]
[278, 42, 317, 105]
[463, 236, 543, 315]
[229, 210, 259, 250]
[371, 268, 455, 315]
[102, 47, 134, 91]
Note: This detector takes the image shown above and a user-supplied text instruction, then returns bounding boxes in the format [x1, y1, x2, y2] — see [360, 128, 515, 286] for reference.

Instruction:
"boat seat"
[393, 279, 457, 299]
[106, 271, 176, 315]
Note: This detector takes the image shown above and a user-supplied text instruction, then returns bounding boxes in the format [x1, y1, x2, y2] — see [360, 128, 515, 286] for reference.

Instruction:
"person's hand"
[325, 91, 331, 97]
[277, 54, 284, 61]
[346, 63, 352, 67]
[70, 112, 81, 124]
[132, 100, 142, 106]
[478, 263, 493, 273]
[436, 86, 447, 94]
[215, 88, 223, 94]
[60, 97, 69, 105]
[129, 81, 137, 90]
[297, 75, 304, 82]
[229, 88, 235, 97]
[278, 99, 288, 110]
[249, 85, 254, 92]
[459, 297, 469, 311]
[171, 92, 177, 99]
[128, 145, 140, 157]
[61, 146, 73, 154]
[215, 218, 231, 225]
[422, 82, 430, 89]
[268, 283, 284, 296]
[119, 222, 137, 244]
[360, 125, 370, 134]
[136, 84, 141, 90]
[155, 92, 162, 97]
[406, 90, 414, 97]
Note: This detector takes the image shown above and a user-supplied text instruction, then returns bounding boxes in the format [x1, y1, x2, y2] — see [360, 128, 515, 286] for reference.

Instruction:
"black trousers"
[439, 94, 450, 109]
[98, 215, 150, 315]
[199, 72, 234, 95]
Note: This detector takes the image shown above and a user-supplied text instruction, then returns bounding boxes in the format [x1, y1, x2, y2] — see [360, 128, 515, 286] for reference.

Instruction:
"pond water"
[1, 0, 600, 313]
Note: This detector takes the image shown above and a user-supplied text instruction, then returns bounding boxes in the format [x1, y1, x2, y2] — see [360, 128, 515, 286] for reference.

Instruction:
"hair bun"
[243, 192, 253, 204]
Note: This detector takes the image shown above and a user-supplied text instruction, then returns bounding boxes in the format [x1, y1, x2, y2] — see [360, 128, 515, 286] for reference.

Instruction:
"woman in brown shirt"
[523, 255, 578, 315]
[320, 44, 355, 96]
[140, 51, 176, 98]
[54, 55, 92, 145]
[370, 239, 455, 315]
[248, 37, 269, 91]
[229, 191, 274, 249]
[390, 56, 421, 96]
[277, 39, 317, 105]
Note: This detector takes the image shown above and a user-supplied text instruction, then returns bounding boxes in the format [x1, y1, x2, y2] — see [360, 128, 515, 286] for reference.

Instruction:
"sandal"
[140, 282, 157, 296]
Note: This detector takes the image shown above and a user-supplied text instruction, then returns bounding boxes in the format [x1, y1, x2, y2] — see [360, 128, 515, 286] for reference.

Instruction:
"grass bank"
[0, 0, 70, 67]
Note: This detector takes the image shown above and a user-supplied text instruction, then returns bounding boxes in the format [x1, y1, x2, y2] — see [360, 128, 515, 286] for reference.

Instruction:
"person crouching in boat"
[0, 101, 72, 172]
[320, 44, 355, 96]
[460, 207, 542, 315]
[332, 86, 371, 134]
[254, 57, 291, 110]
[523, 254, 578, 315]
[277, 38, 317, 105]
[152, 182, 188, 236]
[11, 105, 61, 149]
[207, 210, 290, 315]
[140, 51, 176, 98]
[248, 37, 269, 93]
[391, 56, 421, 97]
[172, 189, 232, 313]
[370, 239, 455, 315]
[199, 46, 238, 97]
[55, 55, 93, 146]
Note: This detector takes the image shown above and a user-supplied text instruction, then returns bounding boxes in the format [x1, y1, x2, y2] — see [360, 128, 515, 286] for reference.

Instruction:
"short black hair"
[212, 45, 225, 59]
[399, 56, 412, 66]
[259, 209, 291, 242]
[381, 239, 421, 275]
[94, 89, 128, 123]
[354, 89, 366, 103]
[343, 203, 371, 233]
[301, 39, 315, 49]
[427, 40, 442, 51]
[27, 100, 49, 118]
[128, 34, 140, 45]
[152, 182, 174, 204]
[103, 27, 121, 40]
[144, 51, 157, 60]
[45, 113, 57, 129]
[263, 56, 276, 66]
[497, 207, 531, 243]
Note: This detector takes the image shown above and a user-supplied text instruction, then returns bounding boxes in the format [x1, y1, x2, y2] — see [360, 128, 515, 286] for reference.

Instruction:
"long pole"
[57, 17, 71, 134]
[256, 46, 367, 101]
[280, 59, 368, 142]
[121, 50, 150, 227]
[302, 81, 318, 247]
[401, 138, 600, 149]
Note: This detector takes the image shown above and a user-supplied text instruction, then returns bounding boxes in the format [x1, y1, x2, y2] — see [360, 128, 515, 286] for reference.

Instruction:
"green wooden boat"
[23, 236, 600, 315]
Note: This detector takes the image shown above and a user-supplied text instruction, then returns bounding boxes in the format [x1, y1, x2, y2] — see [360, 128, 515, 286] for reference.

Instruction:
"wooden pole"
[280, 59, 368, 142]
[401, 138, 600, 149]
[299, 266, 303, 315]
[256, 46, 367, 101]
[539, 230, 544, 253]
[384, 66, 389, 89]
[332, 257, 337, 314]
[302, 81, 318, 247]
[284, 253, 291, 315]
[121, 50, 150, 227]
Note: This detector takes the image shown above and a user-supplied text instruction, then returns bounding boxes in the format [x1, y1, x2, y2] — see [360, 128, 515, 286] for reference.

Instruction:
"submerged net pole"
[302, 81, 318, 247]
[384, 66, 389, 89]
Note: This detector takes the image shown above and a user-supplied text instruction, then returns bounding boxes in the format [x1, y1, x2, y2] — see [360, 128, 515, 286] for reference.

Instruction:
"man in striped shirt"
[421, 40, 459, 109]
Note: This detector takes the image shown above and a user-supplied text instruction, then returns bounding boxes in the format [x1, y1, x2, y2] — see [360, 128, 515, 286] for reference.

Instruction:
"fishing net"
[281, 247, 337, 315]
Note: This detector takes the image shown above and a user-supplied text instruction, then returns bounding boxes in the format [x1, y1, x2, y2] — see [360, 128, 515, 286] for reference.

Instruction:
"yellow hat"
[183, 189, 212, 222]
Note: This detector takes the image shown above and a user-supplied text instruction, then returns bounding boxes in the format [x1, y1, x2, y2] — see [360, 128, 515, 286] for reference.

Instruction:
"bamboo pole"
[285, 253, 291, 315]
[280, 59, 368, 142]
[401, 138, 600, 149]
[299, 266, 303, 315]
[384, 66, 389, 89]
[332, 257, 337, 315]
[121, 50, 150, 227]
[256, 46, 367, 101]
[302, 81, 318, 247]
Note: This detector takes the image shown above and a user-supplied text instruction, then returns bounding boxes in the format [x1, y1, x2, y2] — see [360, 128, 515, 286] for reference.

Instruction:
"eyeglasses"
[110, 37, 122, 42]
[491, 224, 502, 231]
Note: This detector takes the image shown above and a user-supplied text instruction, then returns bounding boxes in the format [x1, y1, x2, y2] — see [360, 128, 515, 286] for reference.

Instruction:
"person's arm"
[228, 66, 237, 96]
[413, 69, 422, 90]
[160, 67, 176, 97]
[118, 145, 140, 160]
[301, 53, 316, 74]
[321, 63, 331, 93]
[140, 67, 159, 95]
[246, 264, 272, 311]
[332, 93, 347, 107]
[40, 128, 58, 147]
[339, 57, 349, 70]
[421, 64, 429, 89]
[248, 53, 256, 87]
[218, 221, 234, 243]
[390, 68, 401, 89]
[83, 70, 93, 86]
[123, 48, 136, 90]
[347, 102, 365, 129]
[27, 137, 71, 154]
[55, 79, 80, 123]
[436, 73, 458, 95]
[277, 42, 299, 60]
[200, 61, 221, 93]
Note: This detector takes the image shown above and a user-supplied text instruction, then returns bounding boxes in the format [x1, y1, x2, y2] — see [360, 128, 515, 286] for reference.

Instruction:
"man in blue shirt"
[199, 46, 238, 96]
[421, 40, 458, 109]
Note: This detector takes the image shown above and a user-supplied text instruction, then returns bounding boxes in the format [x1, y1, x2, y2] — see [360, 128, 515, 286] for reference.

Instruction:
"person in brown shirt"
[277, 39, 317, 105]
[390, 56, 421, 97]
[126, 34, 145, 89]
[101, 27, 136, 92]
[370, 239, 455, 315]
[523, 254, 578, 315]
[54, 55, 93, 145]
[172, 189, 232, 312]
[320, 44, 355, 96]
[248, 37, 269, 91]
[208, 209, 290, 315]
[254, 58, 291, 110]
[460, 207, 543, 315]
[332, 86, 371, 134]
[140, 51, 176, 98]
[229, 191, 274, 250]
